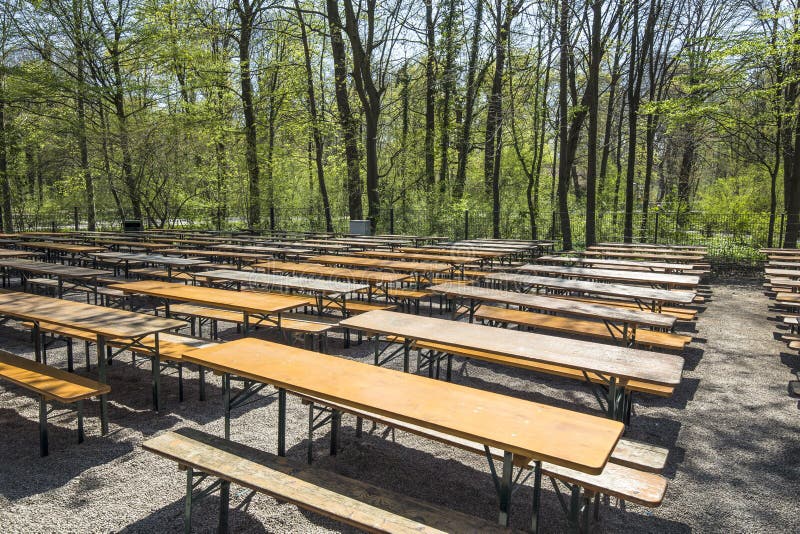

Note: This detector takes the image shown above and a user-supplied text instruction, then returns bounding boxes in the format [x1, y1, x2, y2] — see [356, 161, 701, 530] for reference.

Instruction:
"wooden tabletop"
[517, 264, 701, 288]
[201, 269, 370, 295]
[485, 272, 697, 304]
[598, 242, 706, 251]
[0, 258, 112, 279]
[340, 310, 685, 386]
[538, 255, 700, 272]
[0, 291, 185, 338]
[183, 337, 624, 473]
[766, 268, 800, 278]
[212, 244, 311, 256]
[354, 250, 482, 265]
[403, 247, 505, 258]
[428, 283, 676, 329]
[0, 248, 39, 258]
[21, 241, 105, 253]
[307, 255, 451, 274]
[161, 248, 268, 260]
[91, 252, 208, 266]
[589, 245, 706, 255]
[110, 280, 310, 314]
[253, 261, 410, 284]
[582, 250, 705, 262]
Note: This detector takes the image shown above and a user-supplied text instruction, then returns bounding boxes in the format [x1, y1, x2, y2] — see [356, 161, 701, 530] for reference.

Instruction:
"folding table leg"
[184, 467, 193, 534]
[39, 396, 49, 457]
[218, 480, 230, 534]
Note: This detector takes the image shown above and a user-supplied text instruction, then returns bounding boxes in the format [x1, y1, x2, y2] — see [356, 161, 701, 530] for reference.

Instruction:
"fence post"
[73, 207, 79, 231]
[464, 210, 469, 240]
[269, 207, 276, 232]
[51, 220, 57, 233]
[389, 208, 395, 235]
[653, 211, 659, 245]
[780, 212, 786, 248]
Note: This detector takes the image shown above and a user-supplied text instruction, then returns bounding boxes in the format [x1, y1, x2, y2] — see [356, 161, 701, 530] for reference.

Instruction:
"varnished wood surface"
[21, 241, 105, 253]
[354, 251, 482, 265]
[143, 428, 509, 533]
[307, 255, 451, 274]
[428, 283, 676, 329]
[110, 280, 310, 314]
[0, 248, 39, 258]
[597, 242, 706, 251]
[201, 269, 370, 295]
[516, 264, 701, 287]
[253, 261, 410, 284]
[160, 248, 267, 260]
[582, 250, 704, 262]
[402, 247, 505, 258]
[0, 291, 185, 338]
[91, 252, 208, 267]
[589, 245, 706, 256]
[485, 272, 697, 304]
[0, 350, 110, 402]
[0, 258, 112, 278]
[183, 338, 624, 473]
[537, 255, 700, 272]
[212, 244, 311, 256]
[340, 310, 684, 386]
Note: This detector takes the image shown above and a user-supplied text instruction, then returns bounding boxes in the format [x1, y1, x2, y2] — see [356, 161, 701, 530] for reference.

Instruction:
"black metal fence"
[13, 205, 782, 265]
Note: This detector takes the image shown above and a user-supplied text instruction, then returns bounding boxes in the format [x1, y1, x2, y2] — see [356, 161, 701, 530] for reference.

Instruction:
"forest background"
[1, 0, 798, 260]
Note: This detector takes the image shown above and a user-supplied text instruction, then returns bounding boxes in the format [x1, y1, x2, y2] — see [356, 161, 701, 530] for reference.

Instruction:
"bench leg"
[39, 396, 49, 457]
[497, 451, 513, 526]
[218, 480, 230, 534]
[178, 364, 184, 402]
[277, 388, 286, 456]
[531, 460, 542, 533]
[77, 400, 84, 443]
[66, 339, 74, 373]
[568, 485, 581, 533]
[330, 410, 340, 456]
[85, 341, 91, 372]
[199, 366, 206, 401]
[151, 356, 161, 412]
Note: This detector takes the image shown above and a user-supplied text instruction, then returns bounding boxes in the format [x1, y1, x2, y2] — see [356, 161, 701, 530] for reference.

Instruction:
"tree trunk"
[438, 0, 457, 191]
[557, 0, 572, 250]
[73, 0, 95, 230]
[424, 0, 436, 189]
[454, 0, 483, 199]
[237, 0, 261, 229]
[327, 0, 362, 219]
[296, 0, 333, 232]
[0, 89, 10, 232]
[585, 0, 603, 246]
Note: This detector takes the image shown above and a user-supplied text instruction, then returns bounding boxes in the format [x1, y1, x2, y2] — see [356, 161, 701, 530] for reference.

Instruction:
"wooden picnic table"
[582, 250, 705, 262]
[355, 250, 481, 264]
[402, 246, 506, 259]
[0, 291, 185, 426]
[428, 282, 675, 344]
[19, 241, 105, 262]
[0, 248, 40, 258]
[201, 269, 369, 316]
[340, 310, 684, 417]
[183, 336, 625, 526]
[87, 239, 171, 251]
[0, 258, 112, 298]
[306, 255, 451, 286]
[91, 252, 208, 280]
[598, 242, 707, 251]
[517, 264, 701, 289]
[110, 280, 309, 335]
[212, 244, 311, 260]
[537, 255, 703, 274]
[484, 272, 696, 311]
[161, 248, 268, 269]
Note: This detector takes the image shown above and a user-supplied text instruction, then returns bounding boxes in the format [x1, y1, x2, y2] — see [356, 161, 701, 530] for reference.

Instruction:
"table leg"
[277, 387, 286, 456]
[223, 373, 231, 439]
[33, 321, 42, 363]
[530, 460, 542, 533]
[498, 451, 514, 525]
[39, 396, 49, 457]
[97, 334, 109, 434]
[151, 331, 161, 412]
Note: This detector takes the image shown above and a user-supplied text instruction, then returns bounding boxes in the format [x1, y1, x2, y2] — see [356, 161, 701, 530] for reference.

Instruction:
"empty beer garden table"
[110, 280, 309, 334]
[211, 244, 311, 260]
[91, 252, 208, 280]
[428, 282, 675, 345]
[340, 310, 684, 422]
[182, 336, 625, 527]
[306, 255, 451, 286]
[517, 264, 700, 289]
[484, 272, 696, 312]
[200, 269, 369, 316]
[161, 248, 269, 270]
[0, 248, 40, 259]
[0, 258, 112, 299]
[20, 241, 105, 262]
[0, 291, 185, 426]
[537, 255, 702, 274]
[582, 250, 705, 262]
[253, 261, 410, 300]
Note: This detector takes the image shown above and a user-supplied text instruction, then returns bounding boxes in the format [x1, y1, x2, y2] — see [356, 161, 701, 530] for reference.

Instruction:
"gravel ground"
[1, 280, 798, 533]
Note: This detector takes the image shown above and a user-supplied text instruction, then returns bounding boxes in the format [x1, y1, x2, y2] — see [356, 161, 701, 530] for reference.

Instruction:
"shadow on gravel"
[119, 494, 269, 533]
[0, 408, 135, 499]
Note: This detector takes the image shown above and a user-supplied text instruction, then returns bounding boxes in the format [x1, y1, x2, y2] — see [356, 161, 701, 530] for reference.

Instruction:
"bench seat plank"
[143, 428, 509, 534]
[0, 350, 109, 402]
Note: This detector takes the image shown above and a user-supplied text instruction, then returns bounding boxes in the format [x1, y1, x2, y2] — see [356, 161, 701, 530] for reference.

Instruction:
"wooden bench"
[143, 428, 510, 533]
[300, 396, 667, 531]
[129, 267, 195, 282]
[0, 350, 109, 456]
[475, 305, 691, 351]
[27, 277, 126, 306]
[156, 304, 336, 351]
[320, 298, 397, 315]
[357, 287, 431, 313]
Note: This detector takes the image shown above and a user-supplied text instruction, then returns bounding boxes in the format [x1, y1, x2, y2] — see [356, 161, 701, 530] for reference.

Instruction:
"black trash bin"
[123, 220, 143, 232]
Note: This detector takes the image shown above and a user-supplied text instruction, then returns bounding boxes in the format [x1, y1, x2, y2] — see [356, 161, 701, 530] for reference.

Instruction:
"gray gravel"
[1, 281, 798, 533]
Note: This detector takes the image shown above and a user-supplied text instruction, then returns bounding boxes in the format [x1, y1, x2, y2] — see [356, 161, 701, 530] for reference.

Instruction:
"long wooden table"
[354, 251, 482, 275]
[307, 255, 451, 286]
[340, 310, 684, 419]
[212, 244, 311, 260]
[0, 291, 185, 424]
[183, 337, 625, 526]
[484, 272, 696, 311]
[537, 255, 703, 274]
[110, 280, 309, 334]
[0, 258, 112, 298]
[91, 252, 209, 280]
[517, 264, 700, 289]
[200, 269, 369, 315]
[428, 282, 675, 344]
[582, 250, 705, 262]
